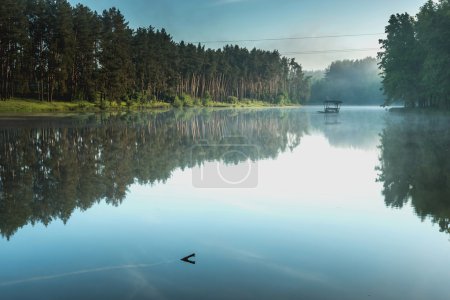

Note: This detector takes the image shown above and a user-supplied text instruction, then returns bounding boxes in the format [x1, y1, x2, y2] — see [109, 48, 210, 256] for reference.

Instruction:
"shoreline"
[0, 98, 299, 114]
[388, 107, 450, 115]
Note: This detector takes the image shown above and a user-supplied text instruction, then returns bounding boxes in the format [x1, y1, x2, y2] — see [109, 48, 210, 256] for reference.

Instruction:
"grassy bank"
[0, 99, 97, 113]
[0, 98, 174, 113]
[0, 98, 296, 113]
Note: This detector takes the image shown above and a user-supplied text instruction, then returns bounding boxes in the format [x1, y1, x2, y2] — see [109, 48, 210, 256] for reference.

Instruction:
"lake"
[0, 107, 449, 300]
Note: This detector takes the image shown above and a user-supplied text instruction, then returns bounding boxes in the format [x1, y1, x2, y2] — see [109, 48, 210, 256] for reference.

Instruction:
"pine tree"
[46, 0, 75, 101]
[378, 13, 423, 107]
[72, 4, 100, 101]
[0, 0, 28, 99]
[98, 8, 133, 103]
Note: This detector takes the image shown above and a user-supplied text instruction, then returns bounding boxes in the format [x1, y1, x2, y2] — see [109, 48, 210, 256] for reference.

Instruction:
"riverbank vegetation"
[378, 0, 450, 109]
[0, 0, 310, 108]
[0, 98, 278, 113]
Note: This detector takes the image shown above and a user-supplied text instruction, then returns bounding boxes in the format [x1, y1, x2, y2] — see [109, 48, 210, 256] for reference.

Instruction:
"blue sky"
[68, 0, 430, 70]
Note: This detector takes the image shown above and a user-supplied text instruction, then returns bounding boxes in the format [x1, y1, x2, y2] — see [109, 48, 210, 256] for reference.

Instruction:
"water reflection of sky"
[1, 108, 450, 300]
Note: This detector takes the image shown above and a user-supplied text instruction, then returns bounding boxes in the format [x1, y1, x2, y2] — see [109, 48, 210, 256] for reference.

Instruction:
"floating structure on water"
[319, 101, 343, 114]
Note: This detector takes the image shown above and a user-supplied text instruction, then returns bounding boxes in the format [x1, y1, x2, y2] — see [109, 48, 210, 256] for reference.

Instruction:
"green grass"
[0, 98, 298, 113]
[205, 100, 297, 108]
[0, 99, 97, 113]
[0, 98, 172, 113]
[128, 101, 172, 110]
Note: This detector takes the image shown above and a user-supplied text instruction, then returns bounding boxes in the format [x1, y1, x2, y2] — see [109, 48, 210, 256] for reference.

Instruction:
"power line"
[193, 33, 386, 44]
[281, 47, 381, 55]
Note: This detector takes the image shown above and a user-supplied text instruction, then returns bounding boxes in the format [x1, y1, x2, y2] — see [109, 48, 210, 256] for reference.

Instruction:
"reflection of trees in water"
[309, 108, 387, 150]
[377, 114, 450, 235]
[0, 109, 308, 239]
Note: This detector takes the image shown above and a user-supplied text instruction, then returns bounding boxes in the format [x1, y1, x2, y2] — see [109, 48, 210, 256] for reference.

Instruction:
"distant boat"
[319, 101, 342, 113]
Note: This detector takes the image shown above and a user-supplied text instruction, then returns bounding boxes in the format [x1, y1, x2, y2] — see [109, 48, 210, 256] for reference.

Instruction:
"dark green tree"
[25, 0, 52, 101]
[46, 0, 75, 101]
[98, 8, 133, 103]
[415, 0, 450, 108]
[378, 13, 423, 107]
[71, 4, 100, 101]
[0, 0, 28, 99]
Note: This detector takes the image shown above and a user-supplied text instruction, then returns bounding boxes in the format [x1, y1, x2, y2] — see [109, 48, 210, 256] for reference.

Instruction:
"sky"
[68, 0, 430, 70]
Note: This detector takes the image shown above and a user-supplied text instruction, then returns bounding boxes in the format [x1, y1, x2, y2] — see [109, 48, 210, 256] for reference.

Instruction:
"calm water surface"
[0, 107, 449, 300]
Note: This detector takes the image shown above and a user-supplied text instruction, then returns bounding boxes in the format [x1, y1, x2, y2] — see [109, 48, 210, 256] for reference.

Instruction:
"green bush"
[202, 92, 212, 106]
[77, 101, 88, 109]
[181, 94, 194, 107]
[173, 96, 183, 108]
[275, 92, 289, 105]
[99, 101, 107, 110]
[194, 97, 202, 106]
[227, 96, 239, 104]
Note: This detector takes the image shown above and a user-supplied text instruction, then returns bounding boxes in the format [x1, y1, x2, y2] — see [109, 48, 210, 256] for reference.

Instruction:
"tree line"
[309, 57, 384, 105]
[0, 0, 310, 105]
[378, 0, 450, 109]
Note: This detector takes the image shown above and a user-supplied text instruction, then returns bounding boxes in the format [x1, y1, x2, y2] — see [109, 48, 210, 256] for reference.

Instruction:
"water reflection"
[2, 108, 450, 299]
[377, 113, 450, 235]
[2, 107, 449, 242]
[310, 107, 386, 150]
[0, 109, 309, 239]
